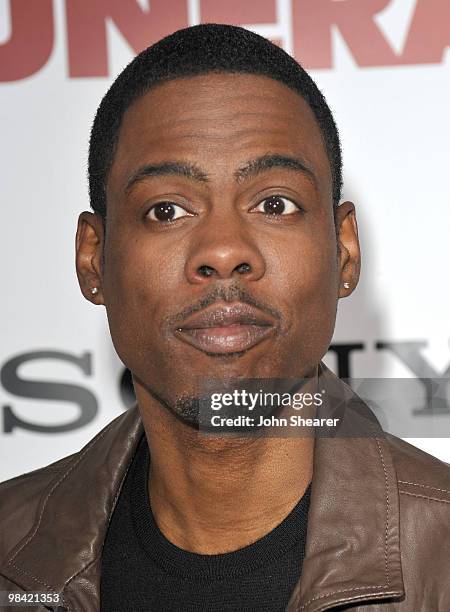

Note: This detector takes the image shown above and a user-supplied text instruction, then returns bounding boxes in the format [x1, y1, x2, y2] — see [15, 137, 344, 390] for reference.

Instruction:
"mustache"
[164, 282, 282, 329]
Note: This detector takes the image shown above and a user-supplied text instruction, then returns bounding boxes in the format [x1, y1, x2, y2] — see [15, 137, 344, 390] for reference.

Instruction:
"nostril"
[198, 265, 215, 277]
[236, 263, 251, 274]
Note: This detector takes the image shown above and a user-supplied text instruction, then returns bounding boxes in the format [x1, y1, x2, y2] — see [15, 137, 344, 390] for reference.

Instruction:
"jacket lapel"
[287, 362, 405, 611]
[2, 406, 144, 610]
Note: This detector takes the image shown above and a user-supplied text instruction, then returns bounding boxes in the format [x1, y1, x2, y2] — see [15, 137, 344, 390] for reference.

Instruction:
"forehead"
[109, 73, 331, 197]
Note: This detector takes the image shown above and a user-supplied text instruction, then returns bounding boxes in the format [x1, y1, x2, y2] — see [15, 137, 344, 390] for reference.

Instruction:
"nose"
[184, 216, 266, 284]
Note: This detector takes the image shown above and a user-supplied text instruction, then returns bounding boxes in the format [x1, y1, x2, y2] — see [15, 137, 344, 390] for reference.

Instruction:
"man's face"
[77, 73, 359, 419]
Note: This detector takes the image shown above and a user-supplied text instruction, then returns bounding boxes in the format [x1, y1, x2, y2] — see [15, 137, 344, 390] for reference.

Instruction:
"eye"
[252, 195, 300, 216]
[147, 202, 192, 222]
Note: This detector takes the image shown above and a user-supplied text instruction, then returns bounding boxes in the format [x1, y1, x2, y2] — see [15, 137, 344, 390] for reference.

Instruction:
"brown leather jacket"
[1, 363, 449, 612]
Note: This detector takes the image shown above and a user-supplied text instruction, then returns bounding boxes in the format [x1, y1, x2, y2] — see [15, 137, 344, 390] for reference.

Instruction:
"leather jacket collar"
[2, 362, 405, 611]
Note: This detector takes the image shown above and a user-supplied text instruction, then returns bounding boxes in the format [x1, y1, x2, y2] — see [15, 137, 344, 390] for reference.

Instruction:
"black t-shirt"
[101, 435, 311, 612]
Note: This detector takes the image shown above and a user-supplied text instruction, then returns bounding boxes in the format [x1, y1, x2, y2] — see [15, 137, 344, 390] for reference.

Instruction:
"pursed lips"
[174, 303, 277, 355]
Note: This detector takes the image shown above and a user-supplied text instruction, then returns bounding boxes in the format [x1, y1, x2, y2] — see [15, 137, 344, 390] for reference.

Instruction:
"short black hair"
[89, 24, 342, 219]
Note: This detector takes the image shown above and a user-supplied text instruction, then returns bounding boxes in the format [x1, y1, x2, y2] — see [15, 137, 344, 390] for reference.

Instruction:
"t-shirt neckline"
[130, 434, 311, 581]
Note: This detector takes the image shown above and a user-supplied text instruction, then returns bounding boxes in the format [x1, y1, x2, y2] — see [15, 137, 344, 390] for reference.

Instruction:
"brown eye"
[147, 202, 191, 222]
[253, 195, 300, 216]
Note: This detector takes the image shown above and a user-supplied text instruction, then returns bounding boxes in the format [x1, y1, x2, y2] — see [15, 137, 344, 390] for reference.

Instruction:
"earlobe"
[75, 211, 105, 304]
[335, 201, 361, 298]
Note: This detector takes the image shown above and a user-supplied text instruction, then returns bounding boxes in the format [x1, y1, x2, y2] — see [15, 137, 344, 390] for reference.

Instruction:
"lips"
[174, 303, 277, 355]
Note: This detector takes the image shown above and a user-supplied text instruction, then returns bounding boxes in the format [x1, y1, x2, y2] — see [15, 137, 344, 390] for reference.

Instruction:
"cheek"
[104, 228, 183, 300]
[268, 221, 339, 351]
[101, 233, 181, 366]
[269, 220, 338, 302]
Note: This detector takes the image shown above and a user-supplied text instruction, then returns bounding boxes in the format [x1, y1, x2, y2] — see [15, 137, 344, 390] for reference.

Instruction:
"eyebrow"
[125, 161, 209, 193]
[234, 154, 317, 185]
[125, 153, 316, 194]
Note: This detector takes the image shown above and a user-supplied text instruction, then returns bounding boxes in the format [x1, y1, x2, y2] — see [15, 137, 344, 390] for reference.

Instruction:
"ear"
[75, 211, 105, 304]
[334, 201, 361, 298]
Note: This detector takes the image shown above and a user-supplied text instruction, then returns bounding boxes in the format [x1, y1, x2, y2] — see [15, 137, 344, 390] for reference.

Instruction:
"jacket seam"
[298, 435, 391, 610]
[399, 490, 450, 504]
[298, 584, 391, 609]
[6, 425, 112, 569]
[2, 561, 70, 608]
[1, 563, 54, 592]
[375, 437, 390, 588]
[398, 480, 450, 494]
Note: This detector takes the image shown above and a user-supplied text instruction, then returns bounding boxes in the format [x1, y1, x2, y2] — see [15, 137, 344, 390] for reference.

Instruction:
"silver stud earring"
[90, 287, 98, 295]
[343, 282, 350, 289]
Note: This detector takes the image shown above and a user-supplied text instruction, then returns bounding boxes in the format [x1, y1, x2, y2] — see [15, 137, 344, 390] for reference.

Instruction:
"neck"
[134, 373, 316, 555]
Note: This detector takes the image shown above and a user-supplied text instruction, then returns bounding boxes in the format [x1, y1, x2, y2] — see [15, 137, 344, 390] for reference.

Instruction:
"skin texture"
[76, 73, 360, 553]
